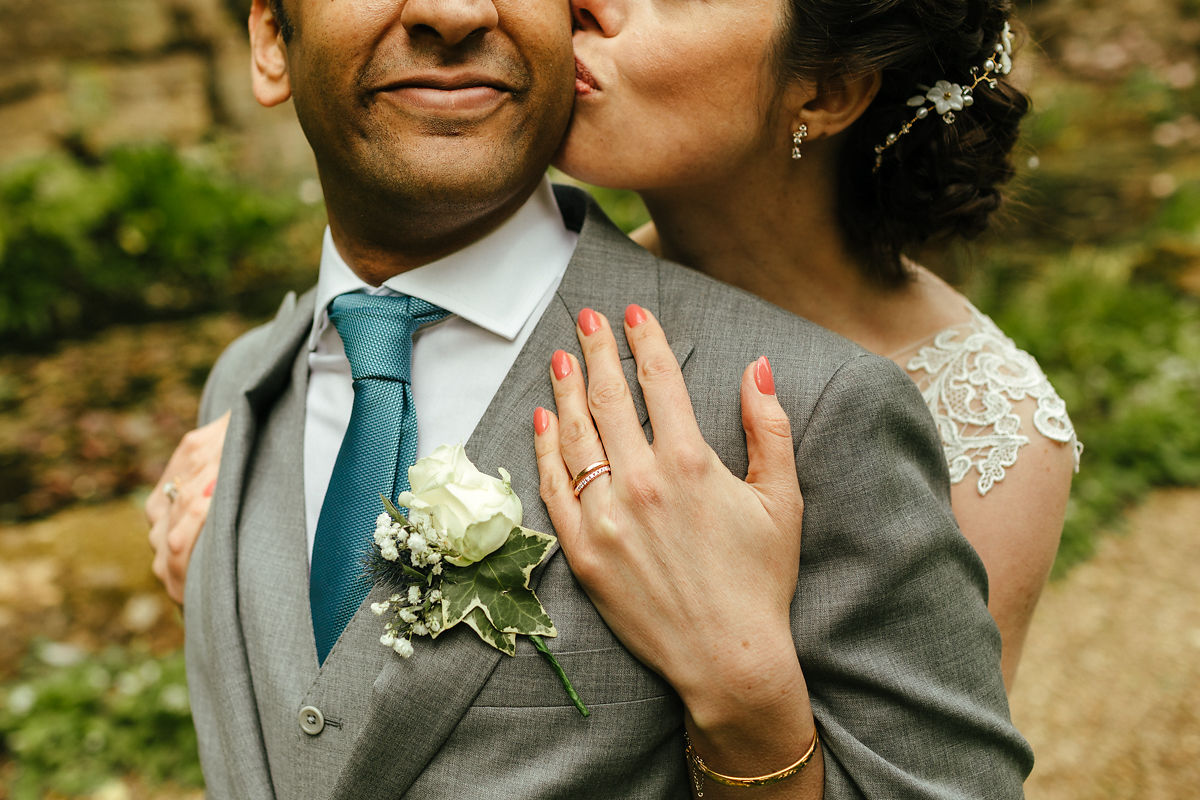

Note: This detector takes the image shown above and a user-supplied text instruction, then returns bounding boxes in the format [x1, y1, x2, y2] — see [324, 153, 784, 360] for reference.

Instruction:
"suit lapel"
[188, 290, 315, 799]
[329, 189, 693, 799]
[233, 292, 318, 677]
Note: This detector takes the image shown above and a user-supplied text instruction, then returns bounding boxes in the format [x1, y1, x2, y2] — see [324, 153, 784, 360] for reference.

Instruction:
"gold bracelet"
[684, 728, 819, 796]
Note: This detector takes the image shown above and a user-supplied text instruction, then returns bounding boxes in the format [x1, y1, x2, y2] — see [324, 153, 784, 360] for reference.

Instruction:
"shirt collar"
[309, 178, 577, 350]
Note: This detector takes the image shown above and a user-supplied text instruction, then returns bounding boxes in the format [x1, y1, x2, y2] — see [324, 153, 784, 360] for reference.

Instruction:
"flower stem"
[530, 635, 590, 718]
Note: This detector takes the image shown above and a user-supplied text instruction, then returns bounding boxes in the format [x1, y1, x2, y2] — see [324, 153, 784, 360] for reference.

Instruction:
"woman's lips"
[575, 58, 600, 95]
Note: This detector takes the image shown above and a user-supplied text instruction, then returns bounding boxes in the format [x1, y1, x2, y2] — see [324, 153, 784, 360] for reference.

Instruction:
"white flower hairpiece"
[873, 22, 1015, 173]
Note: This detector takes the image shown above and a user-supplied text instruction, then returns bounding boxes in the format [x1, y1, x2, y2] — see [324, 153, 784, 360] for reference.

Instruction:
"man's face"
[259, 0, 575, 220]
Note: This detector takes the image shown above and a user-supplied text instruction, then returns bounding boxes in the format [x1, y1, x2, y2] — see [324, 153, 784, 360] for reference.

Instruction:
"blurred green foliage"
[0, 645, 201, 798]
[0, 146, 317, 348]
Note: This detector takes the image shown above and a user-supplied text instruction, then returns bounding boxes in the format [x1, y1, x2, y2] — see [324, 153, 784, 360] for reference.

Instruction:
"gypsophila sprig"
[365, 444, 589, 717]
[873, 22, 1016, 172]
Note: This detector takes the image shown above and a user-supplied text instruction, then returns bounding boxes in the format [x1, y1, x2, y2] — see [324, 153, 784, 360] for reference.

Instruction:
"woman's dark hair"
[776, 0, 1030, 286]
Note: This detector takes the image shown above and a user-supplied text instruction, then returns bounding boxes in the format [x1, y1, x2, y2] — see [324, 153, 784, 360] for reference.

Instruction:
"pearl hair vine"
[872, 22, 1015, 173]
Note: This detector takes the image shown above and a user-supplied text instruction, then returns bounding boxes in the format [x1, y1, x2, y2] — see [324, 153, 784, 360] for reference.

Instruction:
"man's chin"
[362, 148, 541, 214]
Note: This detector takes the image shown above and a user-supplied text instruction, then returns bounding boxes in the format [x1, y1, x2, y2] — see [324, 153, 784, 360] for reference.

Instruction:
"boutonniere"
[367, 444, 588, 717]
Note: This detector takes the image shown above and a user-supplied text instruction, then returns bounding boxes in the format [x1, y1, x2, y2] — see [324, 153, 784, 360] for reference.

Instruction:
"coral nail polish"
[534, 407, 550, 435]
[755, 356, 775, 395]
[578, 308, 602, 336]
[203, 478, 217, 498]
[552, 350, 573, 380]
[625, 304, 647, 328]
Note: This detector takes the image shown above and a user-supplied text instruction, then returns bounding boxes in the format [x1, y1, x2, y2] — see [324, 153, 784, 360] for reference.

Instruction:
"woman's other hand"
[535, 305, 821, 796]
[146, 411, 229, 604]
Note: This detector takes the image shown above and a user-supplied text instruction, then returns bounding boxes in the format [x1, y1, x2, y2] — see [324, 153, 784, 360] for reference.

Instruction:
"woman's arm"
[952, 420, 1076, 690]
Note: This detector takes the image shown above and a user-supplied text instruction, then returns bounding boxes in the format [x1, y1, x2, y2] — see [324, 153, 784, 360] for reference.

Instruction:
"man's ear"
[785, 70, 882, 141]
[250, 0, 292, 107]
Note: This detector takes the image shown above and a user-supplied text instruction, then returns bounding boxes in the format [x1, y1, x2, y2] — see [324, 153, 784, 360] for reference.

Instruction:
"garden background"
[1, 0, 1198, 797]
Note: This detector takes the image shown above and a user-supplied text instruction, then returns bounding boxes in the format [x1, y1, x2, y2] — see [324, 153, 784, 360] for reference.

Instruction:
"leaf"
[440, 526, 558, 639]
[462, 607, 517, 656]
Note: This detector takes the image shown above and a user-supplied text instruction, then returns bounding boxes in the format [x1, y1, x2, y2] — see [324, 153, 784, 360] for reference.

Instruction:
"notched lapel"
[211, 290, 315, 571]
[187, 289, 315, 800]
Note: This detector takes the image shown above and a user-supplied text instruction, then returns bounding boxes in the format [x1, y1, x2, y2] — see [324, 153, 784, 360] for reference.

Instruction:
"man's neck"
[323, 179, 542, 286]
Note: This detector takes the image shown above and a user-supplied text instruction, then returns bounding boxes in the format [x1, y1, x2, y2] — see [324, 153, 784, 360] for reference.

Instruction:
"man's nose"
[401, 0, 500, 47]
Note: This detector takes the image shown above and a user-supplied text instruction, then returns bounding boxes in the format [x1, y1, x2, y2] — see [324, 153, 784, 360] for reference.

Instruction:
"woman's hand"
[146, 411, 230, 604]
[535, 305, 822, 797]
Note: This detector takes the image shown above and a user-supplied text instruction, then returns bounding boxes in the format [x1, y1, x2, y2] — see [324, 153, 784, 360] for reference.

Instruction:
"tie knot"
[328, 293, 449, 382]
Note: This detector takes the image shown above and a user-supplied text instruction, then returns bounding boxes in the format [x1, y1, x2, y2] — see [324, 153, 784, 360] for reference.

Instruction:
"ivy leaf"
[462, 607, 517, 656]
[440, 526, 558, 646]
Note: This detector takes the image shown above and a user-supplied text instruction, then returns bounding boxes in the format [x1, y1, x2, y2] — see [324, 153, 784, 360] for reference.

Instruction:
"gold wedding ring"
[571, 460, 611, 498]
[163, 476, 183, 503]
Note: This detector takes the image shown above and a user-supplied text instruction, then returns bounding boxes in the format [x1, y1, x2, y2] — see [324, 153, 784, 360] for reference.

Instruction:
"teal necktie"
[310, 292, 449, 665]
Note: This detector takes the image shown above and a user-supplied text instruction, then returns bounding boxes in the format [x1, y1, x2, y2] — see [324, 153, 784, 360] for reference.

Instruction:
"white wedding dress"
[893, 303, 1082, 496]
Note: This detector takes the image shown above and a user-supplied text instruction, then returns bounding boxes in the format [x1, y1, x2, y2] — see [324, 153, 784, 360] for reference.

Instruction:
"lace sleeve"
[904, 308, 1083, 496]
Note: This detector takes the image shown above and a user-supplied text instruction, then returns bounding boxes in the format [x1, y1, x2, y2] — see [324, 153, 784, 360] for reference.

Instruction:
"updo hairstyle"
[776, 0, 1030, 285]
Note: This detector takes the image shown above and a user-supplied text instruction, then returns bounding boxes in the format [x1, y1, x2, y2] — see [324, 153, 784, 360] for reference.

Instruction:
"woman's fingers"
[532, 407, 583, 548]
[740, 357, 803, 509]
[149, 516, 175, 598]
[167, 466, 216, 553]
[145, 411, 230, 604]
[159, 465, 218, 603]
[623, 305, 704, 450]
[575, 308, 651, 468]
[149, 475, 206, 606]
[549, 348, 613, 511]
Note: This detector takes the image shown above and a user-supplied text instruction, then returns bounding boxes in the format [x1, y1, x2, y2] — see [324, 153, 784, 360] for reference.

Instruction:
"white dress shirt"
[303, 179, 578, 561]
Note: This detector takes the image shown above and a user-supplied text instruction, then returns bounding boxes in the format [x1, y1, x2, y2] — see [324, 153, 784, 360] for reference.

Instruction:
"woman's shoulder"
[893, 294, 1083, 497]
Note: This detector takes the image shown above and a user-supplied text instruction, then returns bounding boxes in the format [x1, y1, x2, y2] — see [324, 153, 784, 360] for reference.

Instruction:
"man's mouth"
[375, 73, 514, 114]
[575, 58, 600, 95]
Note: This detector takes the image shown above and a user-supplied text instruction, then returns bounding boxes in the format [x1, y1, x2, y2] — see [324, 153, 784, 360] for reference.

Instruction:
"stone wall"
[0, 0, 310, 172]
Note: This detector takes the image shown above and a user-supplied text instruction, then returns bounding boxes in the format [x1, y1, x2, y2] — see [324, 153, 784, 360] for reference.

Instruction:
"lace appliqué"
[905, 309, 1083, 496]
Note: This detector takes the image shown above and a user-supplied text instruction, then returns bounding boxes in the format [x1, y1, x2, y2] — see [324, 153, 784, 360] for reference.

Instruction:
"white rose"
[396, 444, 523, 567]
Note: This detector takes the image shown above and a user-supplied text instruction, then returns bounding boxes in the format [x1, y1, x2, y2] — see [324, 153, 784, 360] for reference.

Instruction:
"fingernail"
[625, 304, 647, 328]
[578, 308, 602, 336]
[534, 407, 550, 435]
[203, 479, 216, 498]
[755, 356, 775, 395]
[552, 350, 573, 380]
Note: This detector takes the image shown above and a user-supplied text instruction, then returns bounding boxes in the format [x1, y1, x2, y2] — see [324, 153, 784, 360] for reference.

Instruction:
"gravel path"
[1010, 488, 1200, 799]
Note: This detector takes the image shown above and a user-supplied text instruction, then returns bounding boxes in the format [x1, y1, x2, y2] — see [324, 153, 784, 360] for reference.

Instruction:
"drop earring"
[791, 123, 808, 160]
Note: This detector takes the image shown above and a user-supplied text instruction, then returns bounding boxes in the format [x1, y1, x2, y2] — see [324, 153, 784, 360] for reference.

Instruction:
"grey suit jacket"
[185, 186, 1032, 799]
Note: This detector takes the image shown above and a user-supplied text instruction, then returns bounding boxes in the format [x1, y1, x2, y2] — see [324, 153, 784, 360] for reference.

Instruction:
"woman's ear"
[786, 70, 882, 140]
[250, 0, 292, 107]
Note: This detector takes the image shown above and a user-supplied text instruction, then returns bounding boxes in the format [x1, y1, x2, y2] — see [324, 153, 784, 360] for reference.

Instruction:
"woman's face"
[557, 0, 794, 192]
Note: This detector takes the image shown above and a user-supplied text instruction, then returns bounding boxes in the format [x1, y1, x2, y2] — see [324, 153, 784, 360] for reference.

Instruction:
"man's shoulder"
[648, 243, 894, 403]
[198, 287, 316, 422]
[215, 288, 314, 375]
[557, 183, 867, 372]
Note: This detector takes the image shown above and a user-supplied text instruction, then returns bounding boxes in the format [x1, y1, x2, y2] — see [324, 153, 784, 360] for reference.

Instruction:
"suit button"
[299, 705, 325, 736]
